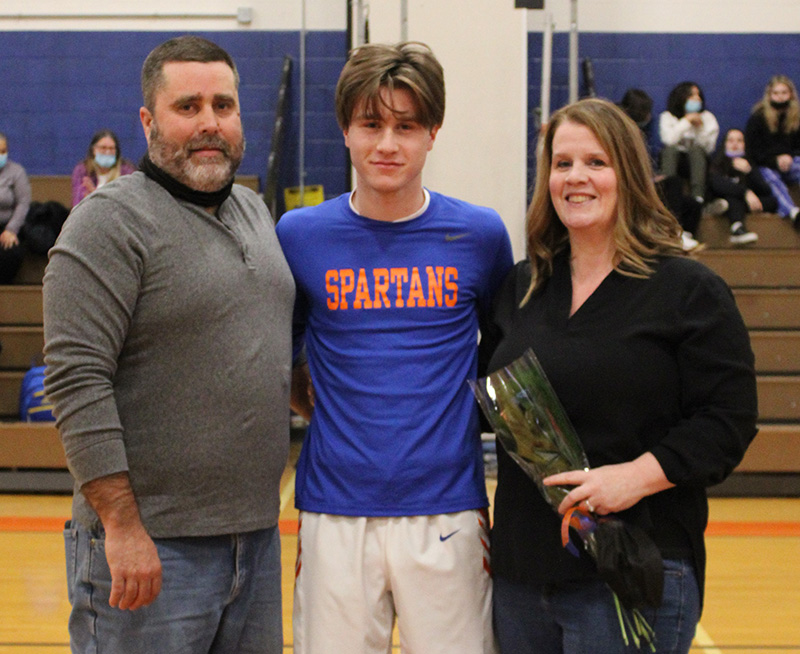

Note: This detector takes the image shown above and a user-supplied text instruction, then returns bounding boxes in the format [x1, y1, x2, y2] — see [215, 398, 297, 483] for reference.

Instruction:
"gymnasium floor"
[1, 464, 798, 653]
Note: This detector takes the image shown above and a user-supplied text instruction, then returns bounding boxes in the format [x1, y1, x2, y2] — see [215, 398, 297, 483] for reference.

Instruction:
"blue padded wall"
[0, 30, 348, 213]
[527, 32, 800, 194]
[3, 30, 799, 211]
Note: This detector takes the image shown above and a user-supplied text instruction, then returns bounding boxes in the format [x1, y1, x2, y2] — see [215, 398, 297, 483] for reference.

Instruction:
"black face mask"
[770, 100, 791, 111]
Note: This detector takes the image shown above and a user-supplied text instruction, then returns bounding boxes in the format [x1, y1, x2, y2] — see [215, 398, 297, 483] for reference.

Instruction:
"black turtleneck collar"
[139, 153, 234, 208]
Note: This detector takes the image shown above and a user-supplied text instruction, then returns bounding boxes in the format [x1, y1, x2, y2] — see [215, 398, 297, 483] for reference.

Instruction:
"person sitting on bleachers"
[708, 128, 777, 246]
[0, 131, 31, 284]
[71, 129, 135, 207]
[745, 75, 800, 226]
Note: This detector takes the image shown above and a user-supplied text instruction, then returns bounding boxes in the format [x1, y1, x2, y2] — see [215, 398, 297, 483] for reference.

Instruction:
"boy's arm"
[291, 362, 314, 422]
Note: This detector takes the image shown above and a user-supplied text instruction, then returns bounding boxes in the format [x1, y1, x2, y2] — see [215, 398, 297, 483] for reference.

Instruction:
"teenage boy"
[276, 41, 513, 654]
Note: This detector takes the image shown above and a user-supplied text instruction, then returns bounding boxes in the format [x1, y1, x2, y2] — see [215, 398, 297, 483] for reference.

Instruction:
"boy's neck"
[351, 185, 427, 222]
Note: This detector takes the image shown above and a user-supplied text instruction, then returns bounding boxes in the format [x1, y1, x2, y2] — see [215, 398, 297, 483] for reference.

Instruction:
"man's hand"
[103, 520, 163, 610]
[81, 472, 163, 610]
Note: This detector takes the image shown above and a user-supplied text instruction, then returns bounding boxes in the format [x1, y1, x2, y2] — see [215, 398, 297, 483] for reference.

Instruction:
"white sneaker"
[681, 231, 701, 251]
[705, 198, 729, 216]
[729, 221, 758, 245]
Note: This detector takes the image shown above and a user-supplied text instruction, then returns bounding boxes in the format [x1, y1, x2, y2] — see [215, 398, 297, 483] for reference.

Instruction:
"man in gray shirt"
[43, 36, 294, 654]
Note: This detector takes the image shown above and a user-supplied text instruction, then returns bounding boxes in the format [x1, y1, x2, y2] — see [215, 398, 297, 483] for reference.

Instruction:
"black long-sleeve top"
[483, 253, 758, 609]
[745, 108, 800, 169]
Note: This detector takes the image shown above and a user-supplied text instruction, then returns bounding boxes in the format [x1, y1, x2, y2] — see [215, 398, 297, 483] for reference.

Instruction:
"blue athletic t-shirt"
[276, 191, 513, 516]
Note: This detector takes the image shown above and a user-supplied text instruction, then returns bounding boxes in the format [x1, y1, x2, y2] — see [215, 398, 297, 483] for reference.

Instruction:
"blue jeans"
[64, 521, 283, 654]
[759, 159, 800, 217]
[493, 559, 699, 654]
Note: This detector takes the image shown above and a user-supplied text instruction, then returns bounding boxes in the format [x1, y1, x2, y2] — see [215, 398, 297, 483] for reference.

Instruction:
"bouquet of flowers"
[470, 348, 663, 651]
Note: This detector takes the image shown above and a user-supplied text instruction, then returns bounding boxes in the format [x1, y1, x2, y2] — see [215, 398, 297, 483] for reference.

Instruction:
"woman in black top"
[744, 75, 800, 223]
[484, 99, 757, 654]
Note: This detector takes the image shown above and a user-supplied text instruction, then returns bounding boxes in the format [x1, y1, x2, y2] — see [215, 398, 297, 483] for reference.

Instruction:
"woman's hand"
[745, 189, 763, 212]
[686, 112, 703, 127]
[777, 154, 793, 172]
[544, 452, 674, 516]
[81, 176, 97, 195]
[731, 157, 751, 174]
[0, 230, 18, 249]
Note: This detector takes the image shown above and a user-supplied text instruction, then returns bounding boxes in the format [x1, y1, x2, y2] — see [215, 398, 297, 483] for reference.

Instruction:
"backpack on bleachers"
[18, 365, 55, 422]
[21, 201, 69, 255]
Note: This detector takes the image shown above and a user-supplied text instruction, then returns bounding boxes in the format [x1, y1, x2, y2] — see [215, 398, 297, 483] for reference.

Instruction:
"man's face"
[140, 61, 244, 192]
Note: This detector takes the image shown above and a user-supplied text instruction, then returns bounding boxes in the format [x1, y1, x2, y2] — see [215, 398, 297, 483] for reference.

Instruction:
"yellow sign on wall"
[284, 185, 325, 211]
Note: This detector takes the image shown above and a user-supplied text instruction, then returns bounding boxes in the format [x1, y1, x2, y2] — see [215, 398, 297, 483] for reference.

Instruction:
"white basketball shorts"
[293, 509, 496, 654]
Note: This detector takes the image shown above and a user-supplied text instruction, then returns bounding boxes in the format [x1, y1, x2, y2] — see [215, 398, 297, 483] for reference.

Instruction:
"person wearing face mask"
[707, 128, 777, 245]
[70, 129, 136, 207]
[658, 82, 720, 251]
[744, 75, 800, 225]
[0, 131, 31, 283]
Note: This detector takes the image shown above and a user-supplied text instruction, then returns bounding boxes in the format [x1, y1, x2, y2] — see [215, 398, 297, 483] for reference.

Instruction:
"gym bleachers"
[696, 210, 800, 496]
[1, 181, 798, 494]
[0, 279, 66, 491]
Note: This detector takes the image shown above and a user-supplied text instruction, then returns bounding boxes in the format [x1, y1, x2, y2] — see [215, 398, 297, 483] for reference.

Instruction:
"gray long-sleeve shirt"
[0, 160, 31, 234]
[43, 172, 295, 538]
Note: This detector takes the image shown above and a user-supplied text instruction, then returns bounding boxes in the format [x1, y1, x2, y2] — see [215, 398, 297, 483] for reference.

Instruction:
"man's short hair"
[335, 41, 445, 130]
[141, 35, 240, 111]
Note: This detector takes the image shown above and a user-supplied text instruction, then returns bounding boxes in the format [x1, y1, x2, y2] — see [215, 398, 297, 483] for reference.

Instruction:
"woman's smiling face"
[549, 120, 618, 240]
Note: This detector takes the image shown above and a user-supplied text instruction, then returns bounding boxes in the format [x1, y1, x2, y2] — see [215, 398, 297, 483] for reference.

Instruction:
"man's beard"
[147, 123, 245, 193]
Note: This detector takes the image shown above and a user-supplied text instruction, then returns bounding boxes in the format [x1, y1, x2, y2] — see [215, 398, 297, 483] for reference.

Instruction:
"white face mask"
[94, 153, 117, 169]
[684, 99, 702, 114]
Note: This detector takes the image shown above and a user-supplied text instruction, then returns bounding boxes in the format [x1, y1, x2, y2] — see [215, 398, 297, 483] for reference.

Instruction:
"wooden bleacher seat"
[28, 175, 72, 208]
[696, 209, 800, 495]
[0, 422, 65, 469]
[28, 174, 261, 211]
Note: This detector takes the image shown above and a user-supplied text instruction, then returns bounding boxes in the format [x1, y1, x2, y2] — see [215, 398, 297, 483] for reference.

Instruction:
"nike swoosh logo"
[439, 529, 461, 542]
[445, 233, 469, 242]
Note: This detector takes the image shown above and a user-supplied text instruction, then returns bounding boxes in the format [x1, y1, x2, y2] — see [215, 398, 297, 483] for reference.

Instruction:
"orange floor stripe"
[705, 520, 800, 537]
[0, 516, 67, 532]
[279, 519, 299, 535]
[1, 516, 797, 537]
